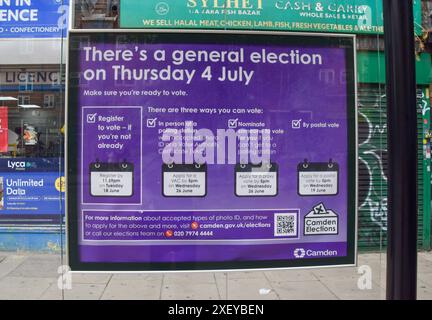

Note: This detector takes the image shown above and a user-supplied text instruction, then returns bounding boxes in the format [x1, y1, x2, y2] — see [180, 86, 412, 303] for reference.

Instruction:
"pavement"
[0, 251, 431, 300]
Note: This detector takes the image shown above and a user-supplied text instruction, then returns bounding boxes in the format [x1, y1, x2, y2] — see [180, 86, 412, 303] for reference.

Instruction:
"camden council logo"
[294, 248, 339, 259]
[155, 2, 170, 15]
[293, 248, 306, 258]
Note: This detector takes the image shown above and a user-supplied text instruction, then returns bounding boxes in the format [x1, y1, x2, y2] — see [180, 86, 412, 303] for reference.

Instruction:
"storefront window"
[0, 1, 67, 228]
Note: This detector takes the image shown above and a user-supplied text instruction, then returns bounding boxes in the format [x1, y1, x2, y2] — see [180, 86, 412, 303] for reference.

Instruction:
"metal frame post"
[383, 0, 418, 300]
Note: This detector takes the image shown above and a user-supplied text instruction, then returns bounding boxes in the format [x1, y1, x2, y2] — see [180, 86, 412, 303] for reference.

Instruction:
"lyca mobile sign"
[120, 0, 422, 35]
[0, 0, 69, 38]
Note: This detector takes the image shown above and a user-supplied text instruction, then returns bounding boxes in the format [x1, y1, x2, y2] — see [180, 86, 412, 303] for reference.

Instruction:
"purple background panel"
[71, 33, 354, 266]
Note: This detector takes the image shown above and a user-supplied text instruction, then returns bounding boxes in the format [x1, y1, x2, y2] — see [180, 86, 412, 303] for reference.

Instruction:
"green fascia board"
[358, 51, 432, 85]
[120, 0, 423, 35]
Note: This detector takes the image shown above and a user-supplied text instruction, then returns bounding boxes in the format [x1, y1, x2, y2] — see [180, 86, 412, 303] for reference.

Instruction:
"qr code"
[274, 213, 297, 237]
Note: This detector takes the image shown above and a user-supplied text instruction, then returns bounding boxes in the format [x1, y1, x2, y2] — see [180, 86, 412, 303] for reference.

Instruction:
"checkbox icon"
[228, 118, 239, 129]
[147, 118, 157, 128]
[292, 119, 302, 129]
[86, 113, 97, 124]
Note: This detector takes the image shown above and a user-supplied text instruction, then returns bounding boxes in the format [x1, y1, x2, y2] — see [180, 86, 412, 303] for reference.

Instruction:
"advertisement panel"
[0, 0, 69, 38]
[67, 31, 357, 271]
[120, 0, 422, 35]
[0, 158, 65, 225]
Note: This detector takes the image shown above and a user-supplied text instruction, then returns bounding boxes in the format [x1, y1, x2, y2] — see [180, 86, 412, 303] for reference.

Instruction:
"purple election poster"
[67, 32, 357, 271]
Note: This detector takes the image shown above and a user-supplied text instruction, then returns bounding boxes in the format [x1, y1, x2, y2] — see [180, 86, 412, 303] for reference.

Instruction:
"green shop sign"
[357, 52, 432, 85]
[120, 0, 422, 35]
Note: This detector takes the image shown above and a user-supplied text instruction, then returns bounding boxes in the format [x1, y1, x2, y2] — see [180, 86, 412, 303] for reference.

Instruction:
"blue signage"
[0, 0, 69, 38]
[0, 158, 64, 224]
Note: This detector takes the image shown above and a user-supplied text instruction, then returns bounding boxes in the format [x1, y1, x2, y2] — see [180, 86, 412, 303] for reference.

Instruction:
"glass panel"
[0, 0, 68, 299]
[0, 0, 429, 301]
[64, 0, 385, 300]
